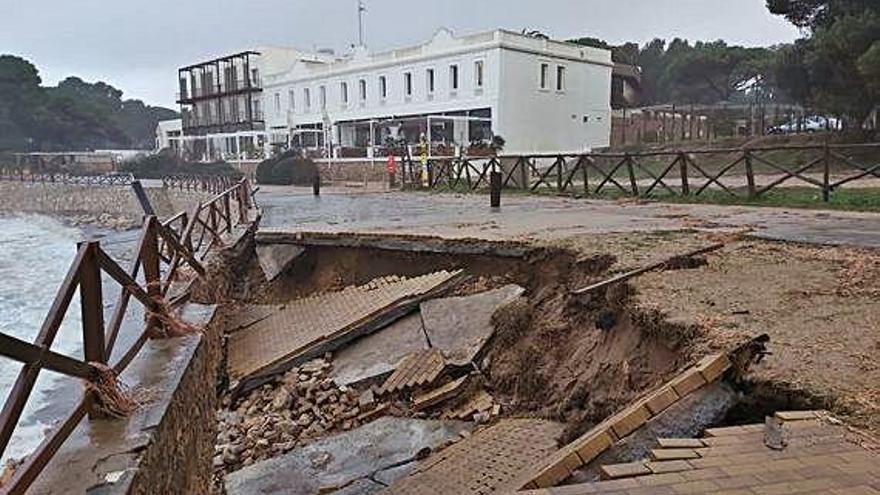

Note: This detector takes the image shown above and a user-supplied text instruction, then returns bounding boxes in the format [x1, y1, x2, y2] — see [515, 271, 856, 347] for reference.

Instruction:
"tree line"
[569, 0, 878, 131]
[0, 55, 178, 152]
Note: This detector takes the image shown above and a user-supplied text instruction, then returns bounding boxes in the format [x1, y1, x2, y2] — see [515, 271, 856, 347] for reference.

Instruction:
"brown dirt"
[482, 262, 712, 445]
[252, 242, 614, 304]
[632, 240, 880, 435]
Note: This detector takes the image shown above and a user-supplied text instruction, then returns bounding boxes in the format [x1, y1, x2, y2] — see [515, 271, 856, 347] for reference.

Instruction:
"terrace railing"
[0, 169, 135, 186]
[0, 178, 255, 495]
[421, 142, 880, 202]
[162, 174, 240, 195]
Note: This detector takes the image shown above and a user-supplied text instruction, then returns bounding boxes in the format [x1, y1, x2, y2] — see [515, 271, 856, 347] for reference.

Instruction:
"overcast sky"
[1, 0, 801, 108]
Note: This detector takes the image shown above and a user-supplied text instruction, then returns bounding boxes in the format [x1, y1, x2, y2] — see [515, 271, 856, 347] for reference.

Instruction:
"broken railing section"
[0, 179, 257, 495]
[513, 335, 771, 490]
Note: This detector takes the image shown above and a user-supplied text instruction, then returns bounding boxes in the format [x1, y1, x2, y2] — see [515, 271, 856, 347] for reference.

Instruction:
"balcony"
[177, 78, 263, 104]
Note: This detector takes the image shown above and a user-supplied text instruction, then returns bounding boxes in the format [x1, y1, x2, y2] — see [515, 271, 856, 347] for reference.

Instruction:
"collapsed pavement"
[209, 232, 880, 495]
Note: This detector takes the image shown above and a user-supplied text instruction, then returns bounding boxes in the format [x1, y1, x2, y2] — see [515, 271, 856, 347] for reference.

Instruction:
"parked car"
[767, 115, 840, 134]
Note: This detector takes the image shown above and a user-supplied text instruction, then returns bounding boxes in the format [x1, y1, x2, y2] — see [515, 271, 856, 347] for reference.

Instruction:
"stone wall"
[125, 316, 223, 495]
[0, 182, 212, 229]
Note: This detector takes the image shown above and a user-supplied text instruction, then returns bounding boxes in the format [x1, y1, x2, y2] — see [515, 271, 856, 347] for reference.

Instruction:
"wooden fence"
[0, 168, 135, 186]
[0, 178, 255, 495]
[418, 142, 880, 202]
[162, 174, 240, 194]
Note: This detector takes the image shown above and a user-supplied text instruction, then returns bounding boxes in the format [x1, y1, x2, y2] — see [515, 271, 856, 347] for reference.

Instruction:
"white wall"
[496, 49, 612, 154]
[263, 49, 501, 129]
[258, 29, 612, 154]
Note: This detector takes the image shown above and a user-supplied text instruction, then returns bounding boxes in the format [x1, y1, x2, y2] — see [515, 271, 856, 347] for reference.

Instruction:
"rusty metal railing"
[0, 178, 255, 495]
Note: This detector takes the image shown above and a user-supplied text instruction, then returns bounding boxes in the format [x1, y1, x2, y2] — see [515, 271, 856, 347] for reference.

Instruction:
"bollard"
[489, 171, 502, 208]
[312, 172, 321, 196]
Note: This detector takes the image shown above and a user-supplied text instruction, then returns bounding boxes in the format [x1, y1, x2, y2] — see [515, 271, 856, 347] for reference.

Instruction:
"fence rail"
[162, 174, 240, 194]
[415, 142, 880, 202]
[0, 169, 135, 186]
[0, 178, 255, 495]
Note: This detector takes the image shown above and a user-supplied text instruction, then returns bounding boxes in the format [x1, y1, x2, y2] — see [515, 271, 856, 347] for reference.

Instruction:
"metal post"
[490, 171, 502, 208]
[313, 171, 321, 196]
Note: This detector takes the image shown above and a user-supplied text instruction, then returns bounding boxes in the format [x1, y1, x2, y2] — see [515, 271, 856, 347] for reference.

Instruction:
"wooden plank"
[572, 244, 724, 296]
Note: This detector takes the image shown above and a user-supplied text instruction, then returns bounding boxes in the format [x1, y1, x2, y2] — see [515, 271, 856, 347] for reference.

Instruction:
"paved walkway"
[256, 186, 880, 249]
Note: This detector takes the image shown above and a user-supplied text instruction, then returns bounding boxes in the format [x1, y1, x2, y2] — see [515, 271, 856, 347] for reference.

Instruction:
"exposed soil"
[632, 239, 880, 435]
[482, 266, 711, 445]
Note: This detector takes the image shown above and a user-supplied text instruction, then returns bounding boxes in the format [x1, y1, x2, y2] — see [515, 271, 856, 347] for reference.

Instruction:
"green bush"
[119, 149, 242, 179]
[255, 151, 318, 185]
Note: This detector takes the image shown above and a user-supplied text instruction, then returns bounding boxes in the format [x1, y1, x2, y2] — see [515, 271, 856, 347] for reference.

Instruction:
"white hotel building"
[165, 28, 613, 162]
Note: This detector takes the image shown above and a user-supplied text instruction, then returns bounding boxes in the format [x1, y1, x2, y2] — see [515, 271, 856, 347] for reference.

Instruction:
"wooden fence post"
[822, 144, 831, 202]
[519, 157, 528, 190]
[678, 152, 690, 196]
[78, 241, 105, 419]
[556, 156, 564, 192]
[626, 154, 639, 196]
[142, 217, 162, 335]
[744, 150, 756, 198]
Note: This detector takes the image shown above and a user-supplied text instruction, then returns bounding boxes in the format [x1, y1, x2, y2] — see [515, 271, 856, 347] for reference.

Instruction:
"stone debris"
[214, 357, 369, 473]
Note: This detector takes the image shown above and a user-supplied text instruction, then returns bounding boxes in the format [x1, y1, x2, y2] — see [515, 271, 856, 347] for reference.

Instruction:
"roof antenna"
[358, 0, 366, 47]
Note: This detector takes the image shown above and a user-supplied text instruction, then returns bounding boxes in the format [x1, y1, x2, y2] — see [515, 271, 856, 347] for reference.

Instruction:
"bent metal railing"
[0, 178, 255, 495]
[421, 142, 880, 202]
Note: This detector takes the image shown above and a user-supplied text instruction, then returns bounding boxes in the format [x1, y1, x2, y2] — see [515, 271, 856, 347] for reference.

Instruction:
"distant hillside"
[0, 55, 178, 152]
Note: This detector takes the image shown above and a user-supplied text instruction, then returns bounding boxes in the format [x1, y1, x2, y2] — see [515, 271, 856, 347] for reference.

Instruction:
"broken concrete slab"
[224, 417, 471, 495]
[421, 284, 524, 366]
[331, 313, 430, 386]
[256, 243, 305, 282]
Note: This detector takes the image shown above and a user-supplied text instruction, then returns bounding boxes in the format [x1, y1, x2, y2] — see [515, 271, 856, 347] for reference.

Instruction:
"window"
[426, 68, 435, 93]
[304, 88, 311, 110]
[556, 65, 566, 91]
[449, 64, 459, 90]
[274, 92, 281, 112]
[474, 61, 484, 88]
[404, 72, 413, 97]
[340, 81, 348, 104]
[319, 85, 326, 108]
[540, 63, 549, 89]
[359, 79, 367, 100]
[379, 75, 387, 99]
[288, 90, 295, 111]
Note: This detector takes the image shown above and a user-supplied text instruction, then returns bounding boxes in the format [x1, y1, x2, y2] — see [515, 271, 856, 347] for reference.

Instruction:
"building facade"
[161, 29, 613, 162]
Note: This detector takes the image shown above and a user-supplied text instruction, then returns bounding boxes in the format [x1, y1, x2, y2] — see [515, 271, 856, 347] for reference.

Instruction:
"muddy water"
[0, 214, 140, 464]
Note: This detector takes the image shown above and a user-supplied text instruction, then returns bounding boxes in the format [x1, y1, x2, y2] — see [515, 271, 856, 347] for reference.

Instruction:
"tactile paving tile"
[383, 419, 564, 495]
[227, 271, 459, 380]
[377, 349, 445, 395]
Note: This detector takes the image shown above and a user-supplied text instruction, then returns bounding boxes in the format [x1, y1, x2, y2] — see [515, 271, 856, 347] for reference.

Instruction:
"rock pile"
[214, 357, 365, 472]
